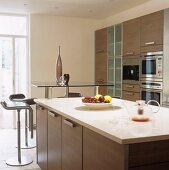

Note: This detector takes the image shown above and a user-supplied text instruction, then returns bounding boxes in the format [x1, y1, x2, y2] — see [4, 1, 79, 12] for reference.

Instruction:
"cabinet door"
[123, 18, 140, 56]
[83, 127, 127, 170]
[95, 28, 107, 52]
[62, 117, 82, 170]
[48, 111, 61, 170]
[95, 28, 108, 95]
[140, 10, 164, 47]
[36, 105, 48, 170]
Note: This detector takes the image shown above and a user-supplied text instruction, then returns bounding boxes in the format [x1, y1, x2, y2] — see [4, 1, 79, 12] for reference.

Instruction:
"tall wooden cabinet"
[140, 10, 164, 52]
[123, 18, 140, 57]
[95, 28, 108, 95]
[36, 105, 48, 170]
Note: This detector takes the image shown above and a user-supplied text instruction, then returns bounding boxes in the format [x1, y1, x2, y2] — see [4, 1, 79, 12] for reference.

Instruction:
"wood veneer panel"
[129, 140, 169, 167]
[62, 117, 82, 170]
[48, 112, 61, 170]
[83, 127, 128, 170]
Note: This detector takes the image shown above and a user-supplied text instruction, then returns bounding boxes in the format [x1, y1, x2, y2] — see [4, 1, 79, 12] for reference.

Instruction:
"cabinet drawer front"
[122, 84, 140, 92]
[122, 91, 140, 101]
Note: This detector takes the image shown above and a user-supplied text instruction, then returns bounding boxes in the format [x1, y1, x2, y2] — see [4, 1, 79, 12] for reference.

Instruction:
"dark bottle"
[64, 74, 70, 85]
[56, 45, 62, 82]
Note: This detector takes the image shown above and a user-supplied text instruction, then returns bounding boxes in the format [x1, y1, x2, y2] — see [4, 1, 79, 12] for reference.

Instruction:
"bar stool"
[0, 101, 33, 166]
[9, 94, 36, 149]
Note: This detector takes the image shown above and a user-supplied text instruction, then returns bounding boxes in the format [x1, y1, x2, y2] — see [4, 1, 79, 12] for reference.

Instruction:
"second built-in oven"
[140, 81, 162, 105]
[140, 51, 163, 81]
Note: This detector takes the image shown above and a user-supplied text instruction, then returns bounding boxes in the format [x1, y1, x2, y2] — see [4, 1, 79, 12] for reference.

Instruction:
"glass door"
[0, 14, 28, 129]
[0, 37, 14, 128]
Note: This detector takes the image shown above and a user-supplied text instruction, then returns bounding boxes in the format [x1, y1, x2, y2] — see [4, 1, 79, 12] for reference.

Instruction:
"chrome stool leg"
[6, 109, 33, 166]
[20, 109, 36, 149]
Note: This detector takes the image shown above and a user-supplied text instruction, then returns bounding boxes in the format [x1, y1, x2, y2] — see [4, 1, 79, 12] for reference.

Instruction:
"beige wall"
[30, 15, 100, 98]
[30, 0, 169, 98]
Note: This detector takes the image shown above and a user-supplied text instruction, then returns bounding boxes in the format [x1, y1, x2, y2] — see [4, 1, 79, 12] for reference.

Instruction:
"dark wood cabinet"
[62, 117, 82, 170]
[95, 28, 108, 95]
[123, 18, 140, 57]
[48, 111, 61, 170]
[129, 140, 169, 170]
[83, 127, 127, 170]
[36, 105, 48, 170]
[140, 10, 164, 51]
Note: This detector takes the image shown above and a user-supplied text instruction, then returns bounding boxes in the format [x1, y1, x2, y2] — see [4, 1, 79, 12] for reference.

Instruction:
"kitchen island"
[35, 97, 169, 170]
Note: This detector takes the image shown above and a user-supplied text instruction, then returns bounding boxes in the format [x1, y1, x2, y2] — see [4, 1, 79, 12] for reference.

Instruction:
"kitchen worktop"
[35, 97, 169, 144]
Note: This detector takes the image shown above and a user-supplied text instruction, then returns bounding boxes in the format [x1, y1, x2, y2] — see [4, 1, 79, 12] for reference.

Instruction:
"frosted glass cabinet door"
[115, 24, 121, 43]
[108, 26, 114, 44]
[115, 43, 121, 56]
[108, 27, 114, 57]
[107, 24, 122, 98]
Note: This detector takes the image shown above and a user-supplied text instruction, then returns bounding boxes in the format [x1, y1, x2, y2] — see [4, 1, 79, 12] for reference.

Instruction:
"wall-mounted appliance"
[140, 81, 162, 104]
[122, 58, 140, 84]
[140, 51, 163, 81]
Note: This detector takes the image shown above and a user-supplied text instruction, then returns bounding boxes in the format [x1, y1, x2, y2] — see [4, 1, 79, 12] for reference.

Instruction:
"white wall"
[30, 15, 100, 98]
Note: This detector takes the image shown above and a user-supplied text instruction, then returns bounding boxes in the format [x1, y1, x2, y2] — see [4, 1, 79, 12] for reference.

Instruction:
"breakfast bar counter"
[35, 97, 169, 170]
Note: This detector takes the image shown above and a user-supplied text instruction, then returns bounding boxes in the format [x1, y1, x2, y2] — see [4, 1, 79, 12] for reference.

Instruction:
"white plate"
[82, 102, 112, 109]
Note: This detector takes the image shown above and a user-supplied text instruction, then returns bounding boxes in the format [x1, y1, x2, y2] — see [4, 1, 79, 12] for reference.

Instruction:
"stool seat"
[9, 94, 36, 105]
[1, 101, 31, 110]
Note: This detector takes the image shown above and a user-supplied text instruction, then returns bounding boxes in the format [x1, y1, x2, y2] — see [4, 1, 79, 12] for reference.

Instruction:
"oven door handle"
[141, 55, 156, 59]
[140, 88, 162, 93]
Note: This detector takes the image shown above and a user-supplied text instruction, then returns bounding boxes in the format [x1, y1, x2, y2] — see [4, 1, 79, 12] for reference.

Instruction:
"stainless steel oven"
[140, 81, 162, 104]
[122, 58, 140, 84]
[140, 51, 163, 81]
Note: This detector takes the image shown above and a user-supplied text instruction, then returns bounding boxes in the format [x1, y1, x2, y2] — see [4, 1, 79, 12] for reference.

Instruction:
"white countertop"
[35, 97, 169, 144]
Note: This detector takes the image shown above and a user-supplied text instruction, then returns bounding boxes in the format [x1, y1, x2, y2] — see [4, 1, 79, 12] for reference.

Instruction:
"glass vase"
[56, 45, 62, 83]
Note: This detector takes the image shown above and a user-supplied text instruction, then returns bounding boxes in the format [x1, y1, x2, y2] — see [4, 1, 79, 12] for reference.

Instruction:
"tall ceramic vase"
[56, 45, 62, 83]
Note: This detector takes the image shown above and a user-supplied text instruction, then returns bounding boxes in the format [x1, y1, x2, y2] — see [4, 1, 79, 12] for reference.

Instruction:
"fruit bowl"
[81, 95, 112, 109]
[82, 102, 112, 109]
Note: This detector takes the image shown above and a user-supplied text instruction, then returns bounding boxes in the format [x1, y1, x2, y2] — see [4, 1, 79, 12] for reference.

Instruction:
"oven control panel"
[140, 81, 162, 90]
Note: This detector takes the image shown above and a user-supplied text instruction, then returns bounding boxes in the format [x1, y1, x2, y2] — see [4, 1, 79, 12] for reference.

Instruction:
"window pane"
[0, 15, 27, 35]
[0, 37, 13, 99]
[15, 38, 27, 95]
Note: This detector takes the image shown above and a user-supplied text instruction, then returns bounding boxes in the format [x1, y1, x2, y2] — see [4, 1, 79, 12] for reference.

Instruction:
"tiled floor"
[0, 129, 40, 170]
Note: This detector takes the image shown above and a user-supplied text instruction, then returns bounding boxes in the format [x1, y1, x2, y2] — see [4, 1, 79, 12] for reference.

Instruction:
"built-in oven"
[140, 81, 163, 105]
[122, 58, 140, 84]
[140, 51, 163, 81]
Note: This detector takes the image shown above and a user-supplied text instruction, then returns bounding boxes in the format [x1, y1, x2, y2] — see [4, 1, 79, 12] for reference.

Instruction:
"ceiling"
[0, 0, 152, 19]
